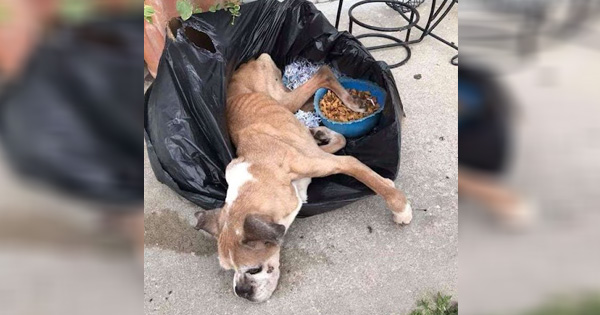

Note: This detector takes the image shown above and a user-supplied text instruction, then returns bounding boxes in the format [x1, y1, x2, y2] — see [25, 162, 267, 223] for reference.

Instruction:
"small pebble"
[439, 136, 444, 141]
[367, 226, 373, 233]
[414, 74, 422, 80]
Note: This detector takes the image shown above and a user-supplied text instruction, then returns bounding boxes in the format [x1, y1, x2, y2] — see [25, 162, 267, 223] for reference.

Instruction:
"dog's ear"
[194, 209, 221, 237]
[242, 214, 285, 247]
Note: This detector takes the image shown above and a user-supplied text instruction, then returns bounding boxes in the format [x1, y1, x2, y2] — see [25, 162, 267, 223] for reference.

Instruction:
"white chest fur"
[225, 162, 254, 205]
[279, 178, 311, 230]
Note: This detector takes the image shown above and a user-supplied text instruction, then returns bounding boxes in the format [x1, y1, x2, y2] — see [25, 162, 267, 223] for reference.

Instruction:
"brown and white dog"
[194, 54, 412, 302]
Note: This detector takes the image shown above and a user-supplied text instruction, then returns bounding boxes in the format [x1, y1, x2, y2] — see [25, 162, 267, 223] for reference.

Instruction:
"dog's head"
[195, 209, 285, 302]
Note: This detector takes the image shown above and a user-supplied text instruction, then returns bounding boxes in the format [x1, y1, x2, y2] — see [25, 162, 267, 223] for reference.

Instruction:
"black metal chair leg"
[348, 1, 420, 67]
[335, 0, 344, 29]
[405, 10, 415, 41]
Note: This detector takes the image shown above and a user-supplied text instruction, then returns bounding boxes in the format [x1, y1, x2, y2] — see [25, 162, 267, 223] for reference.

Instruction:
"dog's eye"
[247, 266, 262, 275]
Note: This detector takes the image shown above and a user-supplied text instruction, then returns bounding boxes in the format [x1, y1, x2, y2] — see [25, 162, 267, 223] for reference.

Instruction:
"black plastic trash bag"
[0, 15, 143, 207]
[145, 0, 404, 217]
[459, 64, 512, 174]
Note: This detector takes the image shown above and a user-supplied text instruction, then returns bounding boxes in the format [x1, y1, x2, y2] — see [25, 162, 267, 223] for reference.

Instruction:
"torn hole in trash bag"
[168, 18, 183, 40]
[184, 27, 216, 53]
[76, 25, 127, 50]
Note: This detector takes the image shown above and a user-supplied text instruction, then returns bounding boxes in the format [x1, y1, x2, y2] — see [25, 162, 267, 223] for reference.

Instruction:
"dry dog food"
[319, 89, 379, 122]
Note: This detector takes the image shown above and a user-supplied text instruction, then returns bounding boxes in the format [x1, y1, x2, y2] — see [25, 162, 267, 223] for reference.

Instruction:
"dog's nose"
[235, 285, 254, 299]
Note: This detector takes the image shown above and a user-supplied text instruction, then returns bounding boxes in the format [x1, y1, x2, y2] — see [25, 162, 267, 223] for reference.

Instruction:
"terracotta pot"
[0, 0, 59, 78]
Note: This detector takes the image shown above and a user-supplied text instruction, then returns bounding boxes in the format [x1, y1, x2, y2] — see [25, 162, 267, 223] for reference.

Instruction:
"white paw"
[393, 202, 413, 225]
[501, 199, 538, 230]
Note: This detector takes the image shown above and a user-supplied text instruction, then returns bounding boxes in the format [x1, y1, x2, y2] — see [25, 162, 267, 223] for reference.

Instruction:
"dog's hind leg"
[459, 169, 535, 227]
[291, 153, 412, 224]
[309, 127, 346, 154]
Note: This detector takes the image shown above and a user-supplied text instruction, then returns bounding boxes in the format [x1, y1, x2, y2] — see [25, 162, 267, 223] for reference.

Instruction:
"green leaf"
[193, 7, 203, 13]
[176, 0, 194, 20]
[0, 3, 11, 23]
[208, 4, 217, 12]
[144, 5, 155, 24]
[144, 5, 155, 16]
[215, 2, 221, 10]
[181, 10, 192, 20]
[409, 293, 455, 315]
[417, 299, 430, 309]
[60, 0, 94, 23]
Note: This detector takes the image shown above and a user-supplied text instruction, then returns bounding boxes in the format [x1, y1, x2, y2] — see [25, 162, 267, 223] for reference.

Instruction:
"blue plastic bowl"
[314, 78, 386, 138]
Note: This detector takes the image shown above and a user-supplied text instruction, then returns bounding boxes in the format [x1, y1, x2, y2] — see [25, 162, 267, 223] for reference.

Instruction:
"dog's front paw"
[392, 202, 413, 225]
[341, 95, 367, 113]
